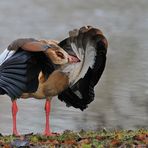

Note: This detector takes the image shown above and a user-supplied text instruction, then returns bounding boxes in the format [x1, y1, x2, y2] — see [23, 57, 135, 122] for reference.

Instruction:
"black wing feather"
[58, 27, 107, 110]
[0, 48, 55, 99]
[0, 52, 28, 99]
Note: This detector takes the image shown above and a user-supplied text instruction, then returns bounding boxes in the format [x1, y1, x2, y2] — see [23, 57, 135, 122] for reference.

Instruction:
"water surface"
[0, 0, 148, 135]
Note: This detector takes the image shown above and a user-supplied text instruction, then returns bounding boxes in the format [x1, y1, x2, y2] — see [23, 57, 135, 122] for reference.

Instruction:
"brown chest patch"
[42, 70, 69, 97]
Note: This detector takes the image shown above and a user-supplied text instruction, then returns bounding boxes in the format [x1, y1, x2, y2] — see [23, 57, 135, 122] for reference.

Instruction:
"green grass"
[0, 129, 147, 147]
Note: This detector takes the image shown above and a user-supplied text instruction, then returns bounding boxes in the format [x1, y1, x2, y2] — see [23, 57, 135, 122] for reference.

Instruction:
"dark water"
[0, 0, 148, 135]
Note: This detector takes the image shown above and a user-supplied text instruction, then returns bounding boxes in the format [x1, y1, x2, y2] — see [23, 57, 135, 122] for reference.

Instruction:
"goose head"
[41, 40, 80, 65]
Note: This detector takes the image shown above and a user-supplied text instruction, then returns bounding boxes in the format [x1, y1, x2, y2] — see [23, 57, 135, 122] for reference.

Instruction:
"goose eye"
[56, 51, 65, 59]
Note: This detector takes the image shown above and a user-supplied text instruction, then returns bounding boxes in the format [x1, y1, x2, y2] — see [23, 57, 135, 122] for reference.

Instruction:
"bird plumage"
[58, 26, 108, 110]
[0, 38, 74, 135]
[0, 26, 108, 109]
[0, 26, 108, 135]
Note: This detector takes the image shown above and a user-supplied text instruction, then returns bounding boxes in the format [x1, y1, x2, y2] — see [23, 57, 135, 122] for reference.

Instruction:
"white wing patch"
[62, 42, 96, 86]
[73, 42, 96, 83]
[0, 49, 16, 65]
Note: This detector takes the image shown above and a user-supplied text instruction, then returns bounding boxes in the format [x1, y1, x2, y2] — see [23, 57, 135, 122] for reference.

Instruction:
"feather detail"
[58, 26, 108, 110]
[0, 50, 31, 99]
[0, 50, 45, 99]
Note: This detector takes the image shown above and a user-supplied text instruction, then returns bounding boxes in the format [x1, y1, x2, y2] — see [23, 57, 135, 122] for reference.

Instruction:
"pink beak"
[68, 55, 81, 63]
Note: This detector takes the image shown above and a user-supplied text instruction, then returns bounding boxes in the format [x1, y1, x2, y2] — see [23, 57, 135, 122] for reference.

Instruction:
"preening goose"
[0, 39, 79, 135]
[19, 26, 108, 135]
[0, 26, 108, 136]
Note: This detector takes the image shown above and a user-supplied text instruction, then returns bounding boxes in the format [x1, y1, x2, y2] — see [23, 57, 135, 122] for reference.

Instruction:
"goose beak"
[63, 46, 81, 63]
[68, 55, 81, 63]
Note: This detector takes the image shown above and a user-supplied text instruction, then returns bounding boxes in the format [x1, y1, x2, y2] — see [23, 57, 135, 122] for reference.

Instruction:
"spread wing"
[0, 38, 55, 99]
[0, 50, 38, 99]
[58, 26, 108, 110]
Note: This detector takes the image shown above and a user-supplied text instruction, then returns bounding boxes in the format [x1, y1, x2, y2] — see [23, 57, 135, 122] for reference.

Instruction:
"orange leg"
[43, 99, 52, 136]
[12, 100, 19, 136]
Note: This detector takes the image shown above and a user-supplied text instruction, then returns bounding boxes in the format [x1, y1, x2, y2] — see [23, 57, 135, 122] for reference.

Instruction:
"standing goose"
[0, 26, 107, 136]
[17, 26, 108, 135]
[0, 39, 79, 136]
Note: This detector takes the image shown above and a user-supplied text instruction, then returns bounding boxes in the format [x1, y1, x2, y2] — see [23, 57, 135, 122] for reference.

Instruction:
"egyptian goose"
[15, 26, 108, 136]
[0, 39, 79, 136]
[0, 26, 107, 136]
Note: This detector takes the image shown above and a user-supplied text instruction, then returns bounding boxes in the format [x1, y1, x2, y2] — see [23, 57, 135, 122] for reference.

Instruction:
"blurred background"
[0, 0, 147, 135]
